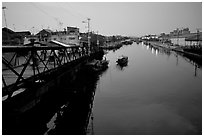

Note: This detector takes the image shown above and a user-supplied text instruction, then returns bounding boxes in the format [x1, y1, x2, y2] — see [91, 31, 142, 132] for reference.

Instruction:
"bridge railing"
[2, 44, 89, 100]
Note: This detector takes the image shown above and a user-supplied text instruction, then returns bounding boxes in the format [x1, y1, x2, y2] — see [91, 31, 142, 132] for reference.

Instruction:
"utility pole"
[32, 26, 35, 35]
[96, 31, 99, 46]
[196, 28, 200, 47]
[2, 6, 7, 28]
[177, 28, 179, 46]
[83, 18, 91, 54]
[87, 18, 91, 54]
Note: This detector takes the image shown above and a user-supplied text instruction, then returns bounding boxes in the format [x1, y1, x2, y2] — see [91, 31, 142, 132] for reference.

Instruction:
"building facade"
[170, 33, 201, 47]
[170, 28, 190, 36]
[2, 27, 31, 45]
[50, 27, 80, 46]
[170, 37, 186, 46]
[36, 29, 53, 43]
[185, 33, 202, 47]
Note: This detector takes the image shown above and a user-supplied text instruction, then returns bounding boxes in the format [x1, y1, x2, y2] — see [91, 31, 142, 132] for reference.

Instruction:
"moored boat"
[86, 59, 109, 72]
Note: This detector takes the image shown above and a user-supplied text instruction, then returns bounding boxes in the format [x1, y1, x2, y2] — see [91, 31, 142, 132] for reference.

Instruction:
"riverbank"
[145, 41, 202, 61]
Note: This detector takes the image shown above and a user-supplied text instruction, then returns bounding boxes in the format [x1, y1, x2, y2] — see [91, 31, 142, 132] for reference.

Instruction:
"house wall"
[50, 35, 61, 41]
[23, 37, 39, 45]
[37, 30, 52, 42]
[185, 41, 202, 46]
[170, 38, 186, 46]
[64, 35, 79, 46]
[67, 27, 79, 35]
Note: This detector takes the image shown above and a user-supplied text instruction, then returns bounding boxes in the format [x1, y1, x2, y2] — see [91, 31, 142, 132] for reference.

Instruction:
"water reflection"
[87, 112, 94, 135]
[45, 66, 102, 135]
[174, 53, 179, 66]
[146, 42, 201, 68]
[155, 49, 158, 56]
[146, 45, 149, 50]
[177, 51, 202, 68]
[148, 44, 171, 57]
[116, 63, 128, 71]
[144, 43, 201, 77]
[194, 63, 198, 77]
[151, 47, 154, 54]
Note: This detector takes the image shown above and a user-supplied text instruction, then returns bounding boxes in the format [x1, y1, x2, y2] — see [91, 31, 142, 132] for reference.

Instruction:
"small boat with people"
[116, 55, 128, 66]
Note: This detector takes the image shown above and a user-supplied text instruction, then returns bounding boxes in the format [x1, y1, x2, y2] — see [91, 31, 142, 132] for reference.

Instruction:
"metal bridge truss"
[2, 45, 89, 100]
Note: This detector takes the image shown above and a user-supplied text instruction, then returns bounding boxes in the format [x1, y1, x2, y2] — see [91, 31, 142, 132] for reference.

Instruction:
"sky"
[2, 2, 202, 36]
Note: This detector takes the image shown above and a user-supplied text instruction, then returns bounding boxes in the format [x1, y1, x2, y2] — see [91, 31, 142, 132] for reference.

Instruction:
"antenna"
[88, 18, 91, 53]
[58, 21, 63, 31]
[13, 24, 16, 31]
[54, 18, 63, 31]
[32, 26, 35, 35]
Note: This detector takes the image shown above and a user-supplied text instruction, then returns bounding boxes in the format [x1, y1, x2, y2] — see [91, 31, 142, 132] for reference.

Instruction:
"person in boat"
[103, 55, 107, 61]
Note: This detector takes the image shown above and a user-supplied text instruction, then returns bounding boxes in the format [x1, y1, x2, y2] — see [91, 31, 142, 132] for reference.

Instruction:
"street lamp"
[82, 18, 91, 54]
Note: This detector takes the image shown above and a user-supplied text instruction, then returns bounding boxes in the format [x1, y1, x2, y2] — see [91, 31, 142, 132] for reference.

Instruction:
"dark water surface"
[87, 42, 202, 135]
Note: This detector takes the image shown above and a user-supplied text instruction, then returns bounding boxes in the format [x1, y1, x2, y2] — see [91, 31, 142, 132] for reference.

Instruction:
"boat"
[86, 59, 109, 72]
[116, 55, 128, 65]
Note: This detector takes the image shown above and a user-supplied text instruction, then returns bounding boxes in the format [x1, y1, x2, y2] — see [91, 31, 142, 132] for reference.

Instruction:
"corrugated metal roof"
[43, 29, 53, 33]
[36, 29, 53, 36]
[2, 27, 15, 34]
[50, 40, 78, 48]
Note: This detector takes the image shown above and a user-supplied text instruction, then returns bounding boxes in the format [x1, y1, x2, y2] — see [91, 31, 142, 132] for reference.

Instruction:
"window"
[69, 30, 75, 33]
[69, 37, 75, 40]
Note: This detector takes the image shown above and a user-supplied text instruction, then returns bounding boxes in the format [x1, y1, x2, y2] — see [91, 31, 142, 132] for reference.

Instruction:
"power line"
[64, 3, 88, 19]
[29, 2, 93, 33]
[56, 3, 82, 20]
[30, 3, 62, 29]
[30, 3, 51, 19]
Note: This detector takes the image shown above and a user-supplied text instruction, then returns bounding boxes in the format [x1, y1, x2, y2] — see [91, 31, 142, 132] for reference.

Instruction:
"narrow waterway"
[87, 42, 202, 135]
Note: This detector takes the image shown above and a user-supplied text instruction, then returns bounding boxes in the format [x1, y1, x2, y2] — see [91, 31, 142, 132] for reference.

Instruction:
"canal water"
[87, 42, 202, 135]
[3, 42, 201, 135]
